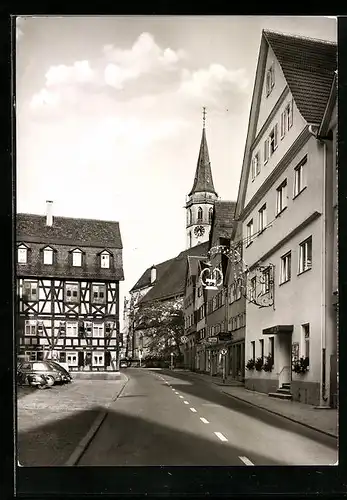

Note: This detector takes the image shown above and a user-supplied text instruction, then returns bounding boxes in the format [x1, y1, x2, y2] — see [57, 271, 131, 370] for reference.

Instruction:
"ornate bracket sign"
[200, 266, 223, 290]
[200, 244, 275, 308]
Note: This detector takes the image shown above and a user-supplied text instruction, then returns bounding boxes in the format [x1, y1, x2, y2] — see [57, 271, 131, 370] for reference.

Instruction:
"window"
[303, 324, 310, 364]
[66, 352, 78, 366]
[188, 208, 192, 225]
[93, 323, 104, 337]
[280, 252, 291, 284]
[259, 339, 264, 362]
[281, 100, 293, 138]
[269, 337, 274, 362]
[93, 352, 104, 366]
[188, 232, 192, 248]
[66, 321, 78, 337]
[25, 320, 36, 336]
[251, 341, 255, 361]
[100, 251, 110, 269]
[299, 237, 312, 274]
[269, 124, 278, 156]
[246, 219, 254, 246]
[276, 179, 287, 214]
[43, 247, 54, 265]
[251, 152, 260, 180]
[17, 244, 28, 264]
[261, 267, 271, 294]
[23, 280, 38, 301]
[72, 249, 82, 267]
[294, 156, 307, 197]
[92, 283, 106, 304]
[65, 282, 79, 303]
[266, 63, 275, 96]
[209, 207, 213, 224]
[197, 207, 203, 222]
[258, 204, 267, 233]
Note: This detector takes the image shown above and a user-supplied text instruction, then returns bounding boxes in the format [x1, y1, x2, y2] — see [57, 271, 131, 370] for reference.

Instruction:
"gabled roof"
[140, 242, 209, 304]
[187, 255, 206, 278]
[17, 213, 123, 249]
[263, 30, 337, 125]
[130, 257, 174, 293]
[235, 30, 337, 220]
[210, 200, 236, 244]
[188, 126, 217, 196]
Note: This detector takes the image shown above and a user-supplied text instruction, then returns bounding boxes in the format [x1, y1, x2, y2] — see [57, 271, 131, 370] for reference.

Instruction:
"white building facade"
[235, 30, 337, 406]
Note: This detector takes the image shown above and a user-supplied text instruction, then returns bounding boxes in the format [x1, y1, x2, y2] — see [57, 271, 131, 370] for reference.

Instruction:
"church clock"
[194, 225, 205, 237]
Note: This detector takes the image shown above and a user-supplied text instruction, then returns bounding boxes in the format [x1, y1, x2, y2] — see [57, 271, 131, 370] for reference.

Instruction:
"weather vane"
[202, 107, 206, 128]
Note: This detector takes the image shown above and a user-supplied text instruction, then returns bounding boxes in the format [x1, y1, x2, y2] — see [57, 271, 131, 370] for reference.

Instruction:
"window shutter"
[289, 99, 294, 128]
[274, 123, 278, 149]
[280, 112, 285, 138]
[264, 139, 269, 163]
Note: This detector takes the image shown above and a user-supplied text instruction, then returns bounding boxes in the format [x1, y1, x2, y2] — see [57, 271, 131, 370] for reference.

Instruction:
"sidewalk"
[17, 375, 128, 466]
[171, 369, 338, 439]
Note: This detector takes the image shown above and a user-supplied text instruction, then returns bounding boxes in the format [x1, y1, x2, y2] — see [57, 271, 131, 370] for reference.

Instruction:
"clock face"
[194, 225, 205, 237]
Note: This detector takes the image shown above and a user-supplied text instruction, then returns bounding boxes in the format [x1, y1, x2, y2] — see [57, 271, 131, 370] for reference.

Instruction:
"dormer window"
[43, 246, 54, 265]
[72, 248, 82, 267]
[17, 244, 28, 264]
[100, 250, 110, 269]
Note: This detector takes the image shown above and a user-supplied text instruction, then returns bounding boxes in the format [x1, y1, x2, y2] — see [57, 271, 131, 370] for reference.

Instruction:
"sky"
[16, 15, 337, 328]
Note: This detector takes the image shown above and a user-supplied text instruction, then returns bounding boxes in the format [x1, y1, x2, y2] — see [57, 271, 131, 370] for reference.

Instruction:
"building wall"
[244, 136, 325, 266]
[245, 93, 307, 207]
[255, 45, 288, 137]
[17, 278, 120, 371]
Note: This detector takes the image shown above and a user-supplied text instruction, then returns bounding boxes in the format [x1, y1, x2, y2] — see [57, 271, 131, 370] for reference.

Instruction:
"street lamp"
[170, 352, 174, 370]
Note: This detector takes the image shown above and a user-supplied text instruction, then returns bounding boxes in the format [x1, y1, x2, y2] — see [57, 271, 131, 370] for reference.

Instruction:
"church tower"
[186, 108, 218, 248]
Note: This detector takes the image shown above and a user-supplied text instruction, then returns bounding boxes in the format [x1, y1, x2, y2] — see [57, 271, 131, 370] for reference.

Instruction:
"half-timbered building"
[16, 202, 124, 372]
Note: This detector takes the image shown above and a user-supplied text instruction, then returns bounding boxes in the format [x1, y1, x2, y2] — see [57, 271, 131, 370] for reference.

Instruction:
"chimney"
[150, 265, 157, 284]
[46, 200, 53, 226]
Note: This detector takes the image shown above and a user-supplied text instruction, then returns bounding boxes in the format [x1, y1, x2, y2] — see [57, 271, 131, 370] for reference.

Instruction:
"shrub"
[246, 358, 255, 370]
[262, 354, 274, 372]
[292, 357, 309, 374]
[255, 356, 264, 371]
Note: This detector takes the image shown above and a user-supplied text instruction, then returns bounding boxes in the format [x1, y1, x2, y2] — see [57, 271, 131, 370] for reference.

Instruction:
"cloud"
[179, 64, 249, 102]
[45, 60, 94, 87]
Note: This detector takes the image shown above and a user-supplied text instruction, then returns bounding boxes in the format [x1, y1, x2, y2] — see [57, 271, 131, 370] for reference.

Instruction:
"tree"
[134, 297, 184, 360]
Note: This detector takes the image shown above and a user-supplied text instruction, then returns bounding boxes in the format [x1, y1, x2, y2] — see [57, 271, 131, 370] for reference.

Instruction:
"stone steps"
[268, 383, 293, 400]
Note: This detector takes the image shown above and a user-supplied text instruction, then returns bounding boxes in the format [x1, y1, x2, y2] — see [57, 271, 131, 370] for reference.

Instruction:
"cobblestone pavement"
[17, 376, 128, 466]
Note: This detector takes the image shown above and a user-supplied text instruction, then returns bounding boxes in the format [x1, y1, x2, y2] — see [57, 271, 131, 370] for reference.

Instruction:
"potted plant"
[255, 356, 263, 371]
[292, 357, 309, 374]
[246, 358, 255, 370]
[262, 354, 274, 372]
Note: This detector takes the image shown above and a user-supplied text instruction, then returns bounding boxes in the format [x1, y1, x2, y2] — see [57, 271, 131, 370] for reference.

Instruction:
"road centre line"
[190, 408, 197, 413]
[200, 417, 209, 424]
[214, 432, 228, 442]
[179, 396, 184, 399]
[184, 401, 189, 404]
[239, 456, 254, 466]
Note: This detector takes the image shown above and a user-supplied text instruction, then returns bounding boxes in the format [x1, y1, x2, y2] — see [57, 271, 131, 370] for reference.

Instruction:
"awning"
[262, 325, 293, 335]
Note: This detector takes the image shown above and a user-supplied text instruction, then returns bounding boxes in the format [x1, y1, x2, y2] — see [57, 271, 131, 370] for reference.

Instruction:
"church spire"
[188, 107, 217, 197]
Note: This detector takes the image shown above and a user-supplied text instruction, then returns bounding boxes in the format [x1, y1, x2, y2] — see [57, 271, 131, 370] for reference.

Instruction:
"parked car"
[48, 360, 73, 383]
[120, 359, 129, 368]
[17, 360, 71, 386]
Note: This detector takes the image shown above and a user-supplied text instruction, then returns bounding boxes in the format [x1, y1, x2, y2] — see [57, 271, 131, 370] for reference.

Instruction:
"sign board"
[209, 337, 218, 343]
[221, 348, 228, 355]
[218, 332, 232, 342]
[180, 336, 189, 344]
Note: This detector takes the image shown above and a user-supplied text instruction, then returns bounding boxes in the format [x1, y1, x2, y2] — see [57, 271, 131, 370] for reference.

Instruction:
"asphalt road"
[78, 368, 337, 466]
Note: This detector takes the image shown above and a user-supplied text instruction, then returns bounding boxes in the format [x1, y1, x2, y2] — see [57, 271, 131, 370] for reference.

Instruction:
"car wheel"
[45, 375, 55, 386]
